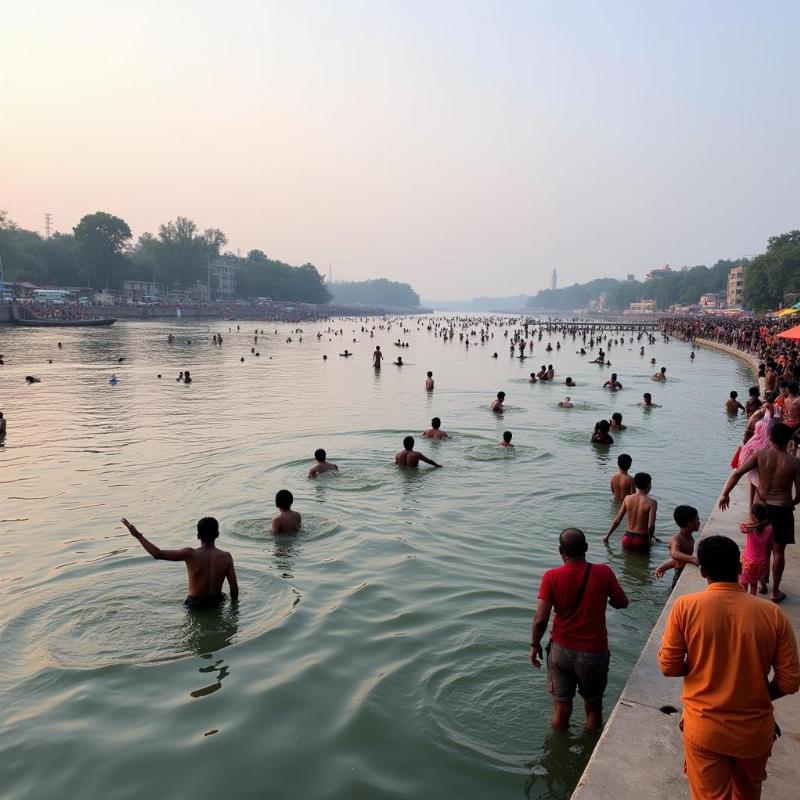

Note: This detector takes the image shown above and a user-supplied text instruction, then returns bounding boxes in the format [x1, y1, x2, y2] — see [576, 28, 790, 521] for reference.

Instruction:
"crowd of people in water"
[5, 311, 799, 799]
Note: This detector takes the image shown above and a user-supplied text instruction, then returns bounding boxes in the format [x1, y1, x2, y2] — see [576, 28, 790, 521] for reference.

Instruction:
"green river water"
[0, 316, 751, 800]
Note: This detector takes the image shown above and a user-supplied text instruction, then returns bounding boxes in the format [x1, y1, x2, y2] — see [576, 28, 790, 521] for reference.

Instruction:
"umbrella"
[777, 307, 798, 317]
[777, 324, 800, 340]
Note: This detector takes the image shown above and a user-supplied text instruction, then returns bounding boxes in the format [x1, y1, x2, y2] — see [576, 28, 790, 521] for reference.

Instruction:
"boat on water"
[10, 305, 116, 327]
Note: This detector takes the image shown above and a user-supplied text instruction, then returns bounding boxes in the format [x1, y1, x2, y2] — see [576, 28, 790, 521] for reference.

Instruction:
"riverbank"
[572, 343, 800, 799]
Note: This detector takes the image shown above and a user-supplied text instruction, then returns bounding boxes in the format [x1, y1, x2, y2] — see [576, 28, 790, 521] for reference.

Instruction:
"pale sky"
[1, 1, 798, 300]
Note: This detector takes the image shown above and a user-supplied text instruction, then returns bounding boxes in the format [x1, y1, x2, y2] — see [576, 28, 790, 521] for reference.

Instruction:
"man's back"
[756, 448, 799, 504]
[625, 492, 655, 533]
[396, 449, 421, 467]
[659, 584, 799, 757]
[185, 546, 233, 597]
[611, 472, 634, 500]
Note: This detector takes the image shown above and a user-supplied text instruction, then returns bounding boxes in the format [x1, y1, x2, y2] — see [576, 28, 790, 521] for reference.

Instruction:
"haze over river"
[0, 316, 750, 800]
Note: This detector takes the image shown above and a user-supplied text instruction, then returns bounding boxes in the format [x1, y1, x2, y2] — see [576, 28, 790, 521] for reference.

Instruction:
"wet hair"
[403, 435, 414, 450]
[502, 430, 512, 442]
[643, 392, 652, 401]
[559, 528, 587, 558]
[729, 391, 738, 399]
[770, 422, 792, 447]
[751, 504, 768, 523]
[197, 516, 219, 543]
[530, 373, 536, 379]
[596, 419, 611, 433]
[697, 535, 741, 582]
[314, 448, 326, 462]
[673, 505, 699, 528]
[612, 412, 623, 424]
[660, 366, 666, 373]
[611, 372, 617, 380]
[275, 489, 294, 510]
[497, 391, 505, 399]
[633, 472, 651, 490]
[427, 371, 432, 377]
[431, 417, 441, 429]
[617, 453, 632, 470]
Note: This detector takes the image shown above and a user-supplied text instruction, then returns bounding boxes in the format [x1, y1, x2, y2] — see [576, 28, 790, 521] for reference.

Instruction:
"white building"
[727, 265, 745, 308]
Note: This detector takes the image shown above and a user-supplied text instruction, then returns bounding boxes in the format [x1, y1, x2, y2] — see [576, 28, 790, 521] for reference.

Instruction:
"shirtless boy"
[604, 472, 657, 552]
[725, 391, 745, 414]
[610, 454, 635, 500]
[719, 422, 800, 602]
[308, 448, 338, 478]
[425, 371, 434, 391]
[122, 516, 238, 608]
[654, 505, 700, 589]
[639, 392, 660, 408]
[651, 366, 667, 382]
[499, 430, 513, 448]
[272, 489, 302, 534]
[395, 436, 442, 468]
[422, 417, 449, 440]
[491, 391, 506, 412]
[603, 373, 623, 391]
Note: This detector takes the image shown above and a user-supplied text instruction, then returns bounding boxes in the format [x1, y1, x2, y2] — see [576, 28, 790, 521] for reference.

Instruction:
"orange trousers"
[684, 738, 770, 799]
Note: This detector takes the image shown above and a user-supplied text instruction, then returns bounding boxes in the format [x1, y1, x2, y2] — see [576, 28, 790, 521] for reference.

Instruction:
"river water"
[0, 316, 751, 800]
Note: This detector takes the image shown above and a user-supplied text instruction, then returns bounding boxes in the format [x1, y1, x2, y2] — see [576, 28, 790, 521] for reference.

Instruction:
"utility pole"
[44, 212, 52, 239]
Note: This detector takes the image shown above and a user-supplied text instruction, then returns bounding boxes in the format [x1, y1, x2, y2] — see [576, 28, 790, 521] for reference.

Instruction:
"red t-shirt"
[538, 561, 626, 653]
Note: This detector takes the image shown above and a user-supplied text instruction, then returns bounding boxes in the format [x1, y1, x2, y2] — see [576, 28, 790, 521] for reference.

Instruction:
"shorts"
[546, 641, 610, 703]
[622, 531, 651, 552]
[766, 505, 795, 546]
[184, 593, 226, 610]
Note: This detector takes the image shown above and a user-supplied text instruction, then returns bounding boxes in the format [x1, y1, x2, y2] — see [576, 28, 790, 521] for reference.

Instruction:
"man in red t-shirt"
[530, 528, 629, 730]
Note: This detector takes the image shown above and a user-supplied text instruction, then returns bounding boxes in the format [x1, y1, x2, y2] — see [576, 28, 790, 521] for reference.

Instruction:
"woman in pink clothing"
[739, 504, 773, 595]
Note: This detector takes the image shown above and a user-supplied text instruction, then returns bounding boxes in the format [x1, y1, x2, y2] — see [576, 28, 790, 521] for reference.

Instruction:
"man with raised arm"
[122, 516, 238, 609]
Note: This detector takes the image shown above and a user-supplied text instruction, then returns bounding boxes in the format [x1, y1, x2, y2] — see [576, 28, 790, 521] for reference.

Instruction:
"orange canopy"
[776, 325, 800, 341]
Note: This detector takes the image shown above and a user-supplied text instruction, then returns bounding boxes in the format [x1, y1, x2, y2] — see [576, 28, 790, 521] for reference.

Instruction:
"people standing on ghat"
[499, 430, 513, 448]
[783, 381, 800, 432]
[422, 417, 449, 440]
[395, 436, 442, 469]
[529, 528, 629, 731]
[491, 391, 506, 412]
[654, 505, 700, 590]
[746, 386, 763, 415]
[658, 535, 799, 800]
[604, 472, 657, 552]
[719, 423, 799, 603]
[725, 391, 745, 414]
[372, 345, 383, 369]
[308, 448, 338, 478]
[272, 489, 302, 533]
[121, 517, 238, 609]
[425, 371, 434, 391]
[610, 454, 634, 500]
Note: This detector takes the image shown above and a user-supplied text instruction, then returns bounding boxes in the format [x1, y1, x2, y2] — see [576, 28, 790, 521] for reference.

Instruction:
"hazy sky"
[1, 1, 798, 299]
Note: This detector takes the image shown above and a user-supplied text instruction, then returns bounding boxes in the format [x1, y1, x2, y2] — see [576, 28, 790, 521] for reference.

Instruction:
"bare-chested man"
[425, 371, 434, 391]
[725, 391, 745, 414]
[782, 381, 800, 431]
[372, 346, 383, 368]
[604, 472, 657, 552]
[308, 448, 338, 478]
[491, 391, 506, 412]
[122, 516, 238, 608]
[610, 454, 635, 500]
[272, 489, 302, 534]
[499, 430, 514, 447]
[395, 436, 441, 469]
[422, 417, 449, 440]
[652, 366, 667, 382]
[719, 422, 800, 602]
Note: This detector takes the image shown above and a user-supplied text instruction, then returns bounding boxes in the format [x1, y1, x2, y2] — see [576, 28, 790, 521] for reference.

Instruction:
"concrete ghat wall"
[572, 343, 800, 800]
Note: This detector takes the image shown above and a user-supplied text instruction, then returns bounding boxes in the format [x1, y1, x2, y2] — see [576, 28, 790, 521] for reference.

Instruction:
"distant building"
[646, 264, 672, 281]
[551, 268, 557, 291]
[727, 265, 745, 308]
[627, 299, 656, 314]
[699, 293, 717, 309]
[626, 274, 636, 282]
[122, 280, 159, 302]
[208, 257, 239, 301]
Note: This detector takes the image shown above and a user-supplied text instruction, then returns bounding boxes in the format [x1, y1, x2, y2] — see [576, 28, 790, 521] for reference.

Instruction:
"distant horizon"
[2, 1, 797, 298]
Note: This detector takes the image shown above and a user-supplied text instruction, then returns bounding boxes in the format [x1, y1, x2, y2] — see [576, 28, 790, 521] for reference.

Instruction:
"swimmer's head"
[427, 371, 433, 378]
[275, 489, 294, 510]
[403, 435, 414, 450]
[502, 430, 512, 443]
[611, 373, 617, 380]
[697, 535, 741, 582]
[643, 392, 652, 402]
[197, 517, 219, 543]
[314, 448, 326, 462]
[673, 505, 699, 529]
[530, 373, 536, 379]
[564, 396, 571, 402]
[431, 417, 441, 429]
[612, 412, 623, 424]
[617, 453, 632, 470]
[729, 391, 738, 399]
[660, 367, 666, 373]
[596, 419, 611, 433]
[558, 527, 587, 558]
[633, 472, 652, 492]
[770, 422, 792, 448]
[497, 391, 505, 400]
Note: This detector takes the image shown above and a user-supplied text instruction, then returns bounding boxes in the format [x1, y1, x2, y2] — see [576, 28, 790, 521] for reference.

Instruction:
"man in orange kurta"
[658, 535, 800, 799]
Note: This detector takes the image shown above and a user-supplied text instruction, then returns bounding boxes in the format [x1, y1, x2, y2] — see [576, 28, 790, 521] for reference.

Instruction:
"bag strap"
[558, 563, 593, 621]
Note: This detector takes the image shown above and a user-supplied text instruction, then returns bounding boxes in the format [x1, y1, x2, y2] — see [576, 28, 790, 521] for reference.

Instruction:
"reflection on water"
[0, 317, 752, 799]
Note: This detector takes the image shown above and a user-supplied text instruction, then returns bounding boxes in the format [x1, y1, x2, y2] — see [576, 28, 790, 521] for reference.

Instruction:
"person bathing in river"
[610, 412, 626, 431]
[725, 391, 745, 414]
[639, 392, 660, 408]
[422, 417, 449, 440]
[610, 454, 634, 500]
[499, 430, 514, 448]
[492, 391, 506, 412]
[308, 448, 338, 478]
[652, 366, 667, 382]
[122, 516, 238, 608]
[603, 373, 622, 391]
[395, 436, 441, 469]
[604, 472, 657, 552]
[272, 489, 302, 534]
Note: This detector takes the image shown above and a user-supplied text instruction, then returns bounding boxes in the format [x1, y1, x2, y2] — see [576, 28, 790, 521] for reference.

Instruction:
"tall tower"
[551, 268, 557, 291]
[44, 212, 52, 239]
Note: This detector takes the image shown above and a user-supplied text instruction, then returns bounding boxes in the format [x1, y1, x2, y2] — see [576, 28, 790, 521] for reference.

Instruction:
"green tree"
[329, 278, 420, 308]
[73, 211, 132, 289]
[744, 231, 800, 311]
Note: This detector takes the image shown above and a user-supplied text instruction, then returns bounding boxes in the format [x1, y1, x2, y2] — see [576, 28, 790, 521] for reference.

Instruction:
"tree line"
[328, 279, 420, 309]
[0, 210, 331, 303]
